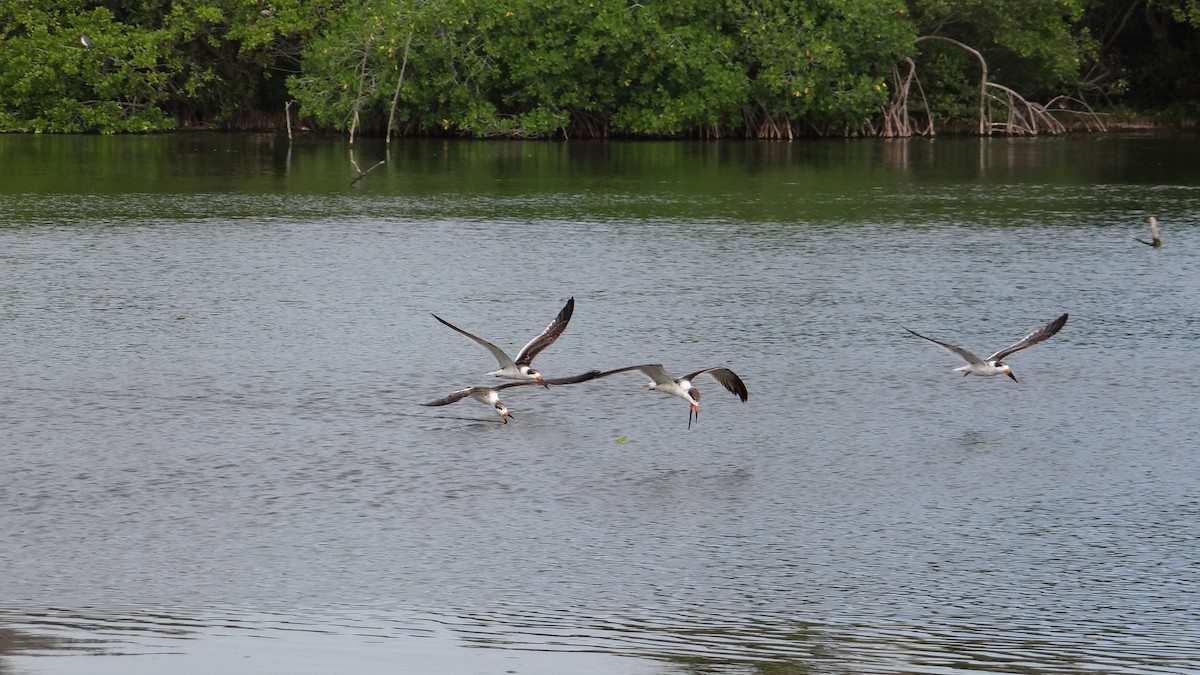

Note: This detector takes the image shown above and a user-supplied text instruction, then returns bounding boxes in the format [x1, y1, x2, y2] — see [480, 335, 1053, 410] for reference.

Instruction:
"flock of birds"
[422, 296, 1072, 428]
[423, 297, 749, 428]
[421, 217, 1170, 427]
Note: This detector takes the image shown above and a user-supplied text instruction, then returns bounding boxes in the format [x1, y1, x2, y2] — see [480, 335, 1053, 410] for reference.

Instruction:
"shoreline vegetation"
[2, 0, 1198, 138]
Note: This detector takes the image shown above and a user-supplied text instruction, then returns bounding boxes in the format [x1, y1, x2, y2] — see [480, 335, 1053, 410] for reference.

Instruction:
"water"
[1, 134, 1199, 674]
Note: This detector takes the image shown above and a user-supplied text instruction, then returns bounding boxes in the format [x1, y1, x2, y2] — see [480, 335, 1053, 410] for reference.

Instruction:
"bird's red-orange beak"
[1005, 369, 1018, 383]
[535, 374, 547, 389]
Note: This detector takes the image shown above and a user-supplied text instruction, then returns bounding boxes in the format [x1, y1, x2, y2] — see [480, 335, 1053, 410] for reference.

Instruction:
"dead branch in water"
[386, 32, 414, 145]
[1132, 216, 1161, 248]
[285, 100, 296, 140]
[350, 150, 385, 187]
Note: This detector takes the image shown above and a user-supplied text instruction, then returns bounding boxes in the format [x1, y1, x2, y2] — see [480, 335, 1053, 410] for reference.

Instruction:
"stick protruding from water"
[1132, 216, 1161, 248]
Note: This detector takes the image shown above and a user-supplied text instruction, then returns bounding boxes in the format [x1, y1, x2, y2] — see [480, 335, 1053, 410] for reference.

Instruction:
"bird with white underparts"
[431, 297, 574, 388]
[421, 370, 602, 423]
[591, 364, 748, 429]
[903, 313, 1068, 382]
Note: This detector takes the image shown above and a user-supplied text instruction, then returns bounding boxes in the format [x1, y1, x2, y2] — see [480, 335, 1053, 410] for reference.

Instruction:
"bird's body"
[421, 370, 601, 423]
[595, 364, 748, 428]
[904, 313, 1068, 382]
[432, 297, 574, 385]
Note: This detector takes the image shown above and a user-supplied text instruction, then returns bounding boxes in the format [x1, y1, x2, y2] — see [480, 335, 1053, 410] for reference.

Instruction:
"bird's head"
[525, 367, 547, 388]
[1000, 363, 1018, 382]
[495, 402, 513, 423]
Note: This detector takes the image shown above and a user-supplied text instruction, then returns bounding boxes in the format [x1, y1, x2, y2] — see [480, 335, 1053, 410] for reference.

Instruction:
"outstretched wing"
[514, 297, 575, 366]
[988, 313, 1068, 362]
[595, 364, 674, 386]
[431, 313, 517, 370]
[421, 387, 479, 407]
[541, 369, 602, 386]
[903, 327, 984, 365]
[491, 369, 602, 391]
[684, 367, 749, 402]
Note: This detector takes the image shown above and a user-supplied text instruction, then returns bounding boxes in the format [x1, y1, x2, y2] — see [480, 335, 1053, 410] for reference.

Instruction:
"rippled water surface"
[2, 134, 1199, 673]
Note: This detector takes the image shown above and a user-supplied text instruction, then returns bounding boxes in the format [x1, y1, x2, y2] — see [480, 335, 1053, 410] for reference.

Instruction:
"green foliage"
[905, 0, 1105, 127]
[1085, 0, 1200, 114]
[1158, 0, 1200, 24]
[0, 0, 332, 132]
[1, 0, 1197, 135]
[602, 0, 747, 135]
[0, 1, 175, 132]
[909, 0, 1094, 92]
[734, 0, 912, 130]
[290, 0, 912, 137]
[157, 0, 335, 124]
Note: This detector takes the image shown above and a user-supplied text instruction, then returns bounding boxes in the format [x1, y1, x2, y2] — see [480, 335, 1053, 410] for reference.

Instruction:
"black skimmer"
[432, 297, 574, 387]
[421, 370, 601, 423]
[904, 313, 1068, 382]
[1132, 216, 1162, 248]
[594, 364, 748, 429]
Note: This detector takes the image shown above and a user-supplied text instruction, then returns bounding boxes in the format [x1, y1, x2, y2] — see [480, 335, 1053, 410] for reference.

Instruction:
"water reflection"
[3, 605, 1196, 674]
[0, 626, 76, 674]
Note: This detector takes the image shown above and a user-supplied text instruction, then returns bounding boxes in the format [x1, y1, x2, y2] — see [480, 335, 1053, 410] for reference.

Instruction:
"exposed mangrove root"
[986, 82, 1066, 135]
[878, 57, 935, 138]
[745, 109, 794, 140]
[890, 34, 1104, 137]
[1044, 95, 1107, 132]
[917, 35, 988, 135]
[565, 109, 609, 139]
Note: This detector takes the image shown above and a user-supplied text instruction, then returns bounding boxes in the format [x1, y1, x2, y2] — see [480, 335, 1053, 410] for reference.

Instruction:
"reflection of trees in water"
[0, 625, 75, 674]
[0, 608, 203, 672]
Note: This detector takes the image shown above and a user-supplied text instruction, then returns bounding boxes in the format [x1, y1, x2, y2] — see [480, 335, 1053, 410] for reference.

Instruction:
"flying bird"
[904, 313, 1068, 382]
[421, 370, 601, 423]
[594, 364, 748, 429]
[432, 297, 574, 387]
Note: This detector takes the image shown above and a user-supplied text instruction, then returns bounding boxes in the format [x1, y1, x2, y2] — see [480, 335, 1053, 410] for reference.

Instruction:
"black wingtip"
[1048, 312, 1069, 335]
[728, 372, 749, 402]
